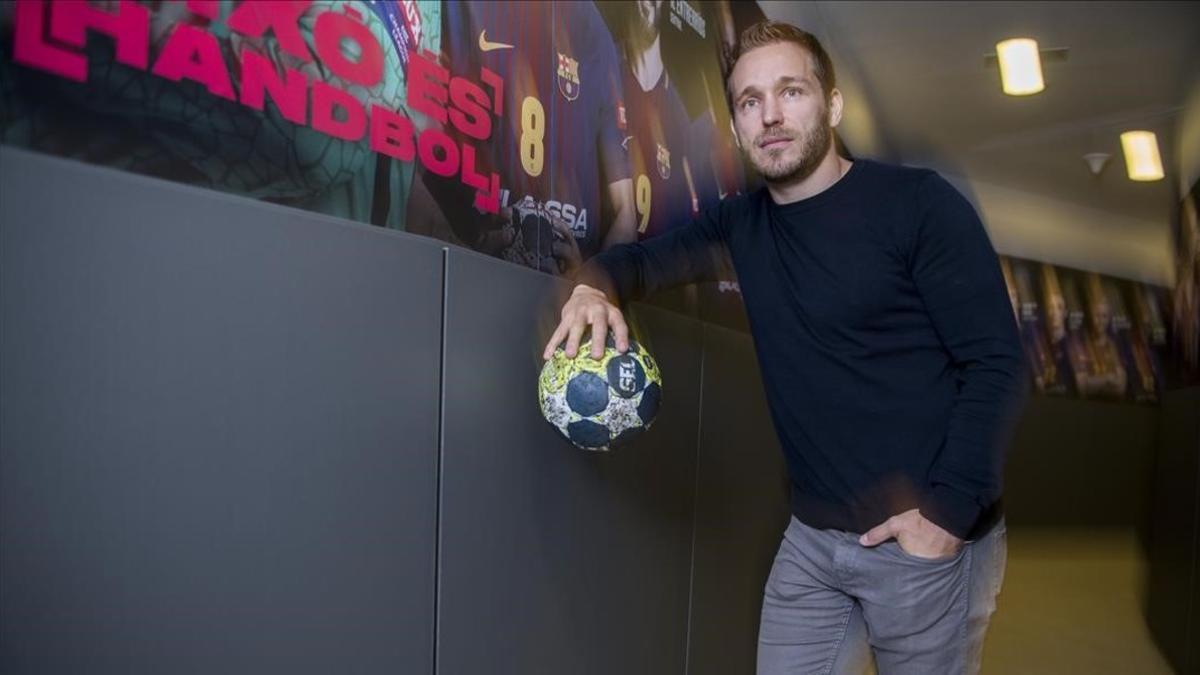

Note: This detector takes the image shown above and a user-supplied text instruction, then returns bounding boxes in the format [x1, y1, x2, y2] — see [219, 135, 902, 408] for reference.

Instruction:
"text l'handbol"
[11, 0, 504, 213]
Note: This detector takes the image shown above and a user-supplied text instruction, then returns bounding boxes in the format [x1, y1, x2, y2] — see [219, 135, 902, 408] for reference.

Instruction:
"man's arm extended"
[579, 204, 732, 304]
[543, 203, 732, 360]
[909, 173, 1028, 539]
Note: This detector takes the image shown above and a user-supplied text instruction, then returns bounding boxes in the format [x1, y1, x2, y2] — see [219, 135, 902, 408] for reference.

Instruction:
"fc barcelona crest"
[557, 52, 580, 101]
[656, 143, 671, 180]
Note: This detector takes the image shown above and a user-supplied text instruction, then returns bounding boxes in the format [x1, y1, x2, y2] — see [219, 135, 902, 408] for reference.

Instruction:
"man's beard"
[746, 115, 833, 185]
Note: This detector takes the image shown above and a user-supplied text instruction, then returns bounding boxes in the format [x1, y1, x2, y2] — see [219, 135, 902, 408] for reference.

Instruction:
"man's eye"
[740, 98, 758, 110]
[783, 87, 801, 98]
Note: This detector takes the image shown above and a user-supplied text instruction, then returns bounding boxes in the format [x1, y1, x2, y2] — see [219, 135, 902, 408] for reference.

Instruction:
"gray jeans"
[757, 516, 1007, 675]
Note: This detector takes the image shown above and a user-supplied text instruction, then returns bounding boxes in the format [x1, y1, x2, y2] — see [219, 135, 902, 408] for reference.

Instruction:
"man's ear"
[828, 88, 844, 129]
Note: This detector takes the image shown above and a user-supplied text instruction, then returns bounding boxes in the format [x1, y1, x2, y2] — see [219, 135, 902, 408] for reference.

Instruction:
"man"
[542, 21, 1026, 674]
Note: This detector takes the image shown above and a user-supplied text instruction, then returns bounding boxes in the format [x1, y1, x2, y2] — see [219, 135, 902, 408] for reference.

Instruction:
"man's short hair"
[727, 21, 837, 106]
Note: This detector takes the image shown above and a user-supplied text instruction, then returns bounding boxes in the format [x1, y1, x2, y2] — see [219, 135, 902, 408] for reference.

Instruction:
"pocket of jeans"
[991, 522, 1008, 596]
[890, 539, 967, 565]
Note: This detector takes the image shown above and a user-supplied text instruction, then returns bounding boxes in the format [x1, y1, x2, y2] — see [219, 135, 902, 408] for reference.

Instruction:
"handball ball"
[539, 335, 663, 451]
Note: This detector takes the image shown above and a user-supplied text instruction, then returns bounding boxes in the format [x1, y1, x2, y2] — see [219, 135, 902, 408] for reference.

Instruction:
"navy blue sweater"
[581, 160, 1027, 539]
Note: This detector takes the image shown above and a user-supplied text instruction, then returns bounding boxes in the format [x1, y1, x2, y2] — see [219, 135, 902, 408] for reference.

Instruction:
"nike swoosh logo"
[479, 30, 514, 52]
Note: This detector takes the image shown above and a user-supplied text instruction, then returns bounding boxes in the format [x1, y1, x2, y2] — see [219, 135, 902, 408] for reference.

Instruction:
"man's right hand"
[542, 284, 630, 361]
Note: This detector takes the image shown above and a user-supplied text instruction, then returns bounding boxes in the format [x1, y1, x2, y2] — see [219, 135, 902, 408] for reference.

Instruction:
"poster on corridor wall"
[1172, 181, 1199, 386]
[999, 255, 1171, 404]
[0, 0, 759, 281]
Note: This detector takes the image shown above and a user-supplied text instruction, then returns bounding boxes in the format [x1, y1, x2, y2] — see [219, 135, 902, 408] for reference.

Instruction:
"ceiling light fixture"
[995, 38, 1045, 96]
[1120, 131, 1165, 182]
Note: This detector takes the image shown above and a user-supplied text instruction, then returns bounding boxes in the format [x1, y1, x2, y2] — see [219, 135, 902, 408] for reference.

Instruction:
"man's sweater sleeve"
[576, 203, 732, 304]
[909, 173, 1028, 539]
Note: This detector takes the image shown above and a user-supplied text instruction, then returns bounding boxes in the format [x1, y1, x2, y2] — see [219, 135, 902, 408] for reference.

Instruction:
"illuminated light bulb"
[1120, 131, 1164, 182]
[996, 38, 1045, 96]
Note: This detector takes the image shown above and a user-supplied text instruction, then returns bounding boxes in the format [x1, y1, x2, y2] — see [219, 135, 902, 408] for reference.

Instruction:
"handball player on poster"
[413, 0, 636, 276]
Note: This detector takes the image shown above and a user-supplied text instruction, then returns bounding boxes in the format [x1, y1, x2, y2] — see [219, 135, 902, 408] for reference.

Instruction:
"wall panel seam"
[433, 247, 450, 675]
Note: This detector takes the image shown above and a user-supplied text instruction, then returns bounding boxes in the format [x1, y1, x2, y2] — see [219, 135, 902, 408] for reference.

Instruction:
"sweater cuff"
[921, 484, 982, 540]
[574, 259, 620, 304]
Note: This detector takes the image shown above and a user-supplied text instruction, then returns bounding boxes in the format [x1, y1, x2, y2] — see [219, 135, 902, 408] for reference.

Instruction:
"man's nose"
[760, 95, 782, 127]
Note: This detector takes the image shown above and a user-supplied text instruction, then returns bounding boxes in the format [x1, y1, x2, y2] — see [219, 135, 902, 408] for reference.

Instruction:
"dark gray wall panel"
[438, 249, 702, 675]
[1003, 395, 1158, 531]
[0, 149, 442, 674]
[1146, 387, 1200, 674]
[687, 324, 790, 675]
